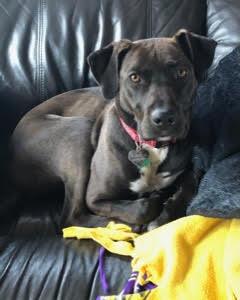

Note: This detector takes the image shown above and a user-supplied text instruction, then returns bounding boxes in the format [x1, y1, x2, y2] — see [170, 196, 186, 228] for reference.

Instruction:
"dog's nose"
[151, 108, 176, 127]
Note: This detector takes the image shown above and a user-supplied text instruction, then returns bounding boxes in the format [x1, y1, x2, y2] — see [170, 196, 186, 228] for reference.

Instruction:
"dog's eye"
[176, 68, 188, 79]
[130, 73, 141, 83]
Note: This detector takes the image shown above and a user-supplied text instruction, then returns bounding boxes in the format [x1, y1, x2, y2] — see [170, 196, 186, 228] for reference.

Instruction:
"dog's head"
[88, 30, 216, 141]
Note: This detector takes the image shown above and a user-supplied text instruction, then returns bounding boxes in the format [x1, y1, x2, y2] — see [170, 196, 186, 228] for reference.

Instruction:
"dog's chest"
[129, 145, 178, 194]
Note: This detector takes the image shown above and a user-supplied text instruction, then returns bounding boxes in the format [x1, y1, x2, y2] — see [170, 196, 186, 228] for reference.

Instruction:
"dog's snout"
[150, 108, 176, 127]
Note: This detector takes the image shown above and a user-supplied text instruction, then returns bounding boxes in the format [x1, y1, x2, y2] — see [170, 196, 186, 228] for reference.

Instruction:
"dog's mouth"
[138, 120, 188, 144]
[157, 136, 177, 143]
[139, 131, 178, 144]
[143, 135, 177, 147]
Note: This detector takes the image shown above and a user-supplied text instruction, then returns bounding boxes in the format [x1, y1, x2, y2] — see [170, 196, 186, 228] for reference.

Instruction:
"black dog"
[9, 29, 216, 230]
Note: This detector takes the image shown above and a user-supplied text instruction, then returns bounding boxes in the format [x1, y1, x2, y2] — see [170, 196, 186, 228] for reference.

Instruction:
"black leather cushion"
[0, 237, 131, 300]
[0, 213, 131, 300]
[207, 0, 240, 74]
[151, 0, 206, 37]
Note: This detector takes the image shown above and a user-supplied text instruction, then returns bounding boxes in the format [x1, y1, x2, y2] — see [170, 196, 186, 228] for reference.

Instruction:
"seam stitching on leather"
[37, 0, 47, 102]
[40, 0, 43, 101]
[150, 0, 153, 37]
[41, 0, 47, 101]
[36, 2, 40, 101]
[147, 0, 152, 38]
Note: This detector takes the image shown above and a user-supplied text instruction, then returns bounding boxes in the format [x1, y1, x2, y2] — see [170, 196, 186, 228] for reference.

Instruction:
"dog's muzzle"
[150, 108, 176, 128]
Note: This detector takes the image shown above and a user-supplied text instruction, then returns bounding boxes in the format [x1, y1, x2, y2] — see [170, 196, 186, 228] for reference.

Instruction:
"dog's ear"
[174, 29, 217, 81]
[87, 39, 132, 99]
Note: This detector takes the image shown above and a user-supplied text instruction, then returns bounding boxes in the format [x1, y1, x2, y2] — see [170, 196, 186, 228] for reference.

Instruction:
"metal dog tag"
[128, 148, 150, 169]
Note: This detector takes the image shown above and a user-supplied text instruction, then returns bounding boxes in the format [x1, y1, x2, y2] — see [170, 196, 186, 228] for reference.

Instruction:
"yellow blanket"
[63, 216, 240, 300]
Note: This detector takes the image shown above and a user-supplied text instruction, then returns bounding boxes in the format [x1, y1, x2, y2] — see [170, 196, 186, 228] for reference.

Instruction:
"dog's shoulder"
[91, 102, 117, 149]
[91, 109, 105, 149]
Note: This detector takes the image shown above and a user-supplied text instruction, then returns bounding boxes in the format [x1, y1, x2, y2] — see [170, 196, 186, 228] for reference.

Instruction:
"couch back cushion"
[207, 0, 240, 75]
[0, 0, 207, 144]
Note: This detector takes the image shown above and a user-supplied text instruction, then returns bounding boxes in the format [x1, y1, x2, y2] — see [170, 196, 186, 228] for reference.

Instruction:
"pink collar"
[119, 118, 157, 148]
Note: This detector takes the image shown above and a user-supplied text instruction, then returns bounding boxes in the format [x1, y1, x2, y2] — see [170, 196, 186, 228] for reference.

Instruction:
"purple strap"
[121, 271, 138, 294]
[98, 247, 109, 295]
[97, 249, 157, 299]
[121, 271, 157, 295]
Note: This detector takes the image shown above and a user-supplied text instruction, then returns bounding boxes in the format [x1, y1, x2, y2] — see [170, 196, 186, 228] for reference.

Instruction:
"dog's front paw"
[147, 209, 170, 231]
[137, 196, 164, 224]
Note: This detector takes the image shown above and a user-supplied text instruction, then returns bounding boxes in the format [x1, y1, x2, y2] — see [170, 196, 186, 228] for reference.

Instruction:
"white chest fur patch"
[130, 145, 179, 194]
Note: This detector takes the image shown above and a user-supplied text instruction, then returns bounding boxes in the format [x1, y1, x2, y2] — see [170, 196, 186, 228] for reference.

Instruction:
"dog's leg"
[147, 169, 200, 230]
[60, 145, 111, 228]
[61, 179, 86, 227]
[63, 170, 162, 227]
[61, 179, 111, 228]
[86, 192, 164, 226]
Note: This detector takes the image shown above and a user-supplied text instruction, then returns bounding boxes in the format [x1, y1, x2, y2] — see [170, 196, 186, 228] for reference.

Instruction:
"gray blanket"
[187, 46, 240, 218]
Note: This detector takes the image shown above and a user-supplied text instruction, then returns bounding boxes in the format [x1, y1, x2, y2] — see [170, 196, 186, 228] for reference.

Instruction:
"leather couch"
[0, 0, 240, 299]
